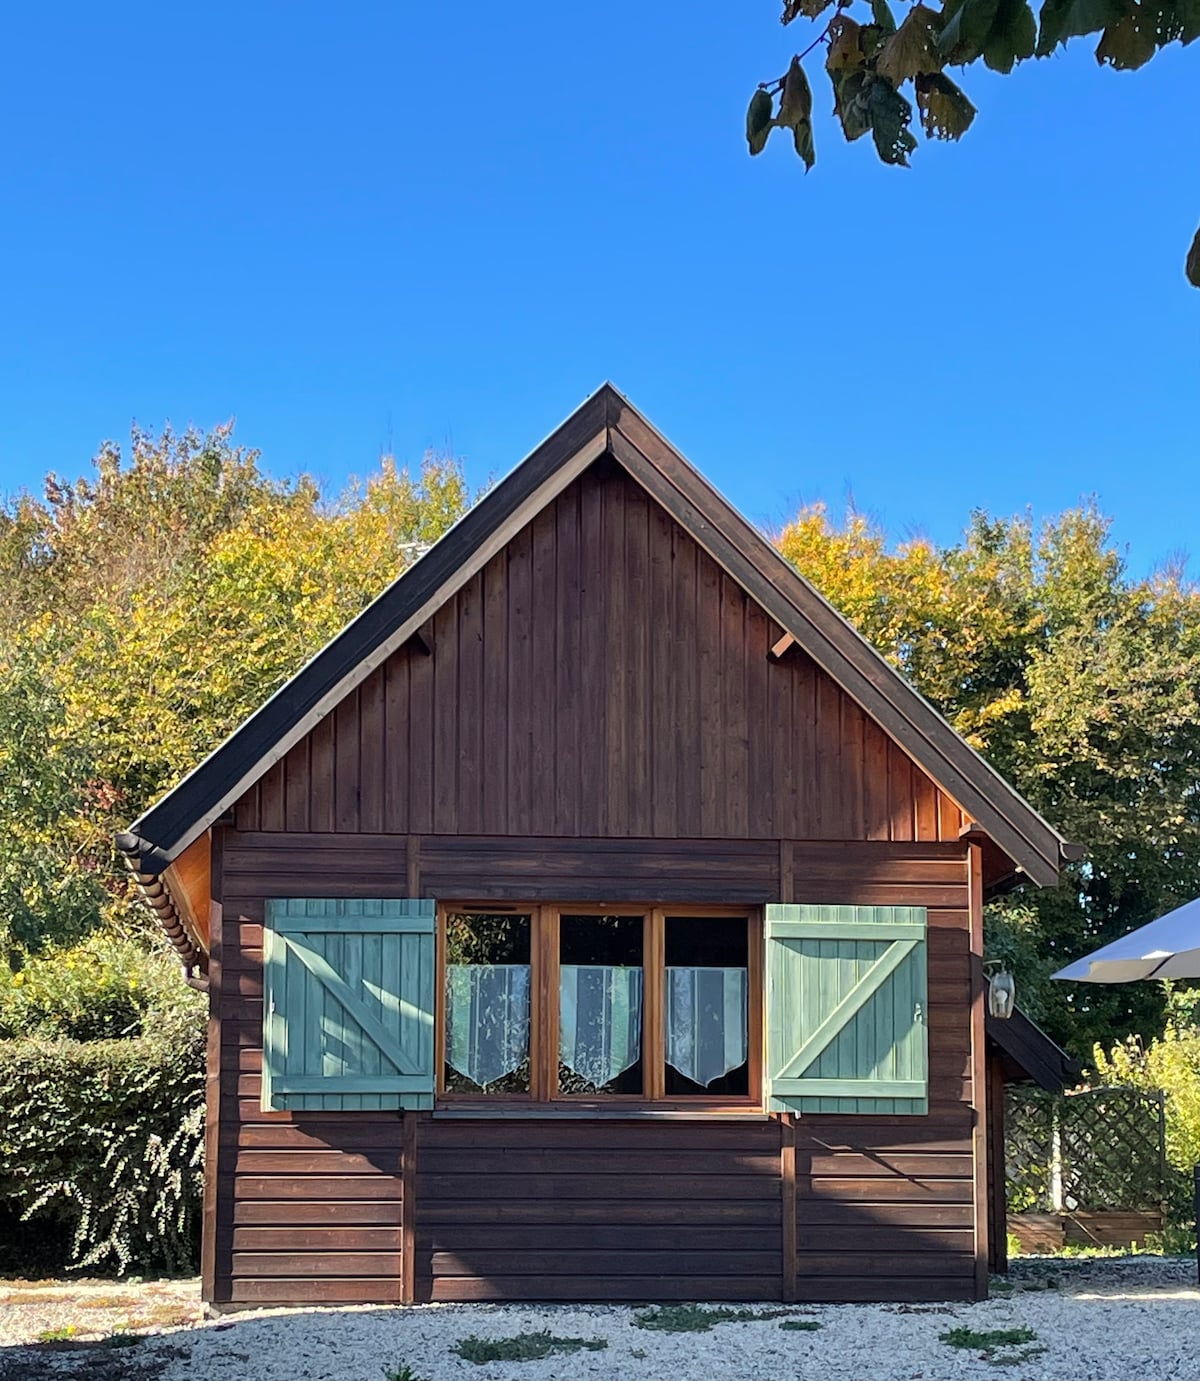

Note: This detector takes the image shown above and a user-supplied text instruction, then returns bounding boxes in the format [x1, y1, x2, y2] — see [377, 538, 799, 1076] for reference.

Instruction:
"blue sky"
[1, 2, 1196, 576]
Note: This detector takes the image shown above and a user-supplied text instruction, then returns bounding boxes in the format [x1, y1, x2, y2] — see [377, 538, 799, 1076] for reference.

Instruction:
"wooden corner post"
[201, 829, 228, 1304]
[968, 842, 990, 1299]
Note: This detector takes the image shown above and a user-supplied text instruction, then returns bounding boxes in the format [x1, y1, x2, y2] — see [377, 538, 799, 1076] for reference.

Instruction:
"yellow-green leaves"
[877, 4, 946, 82]
[825, 14, 916, 162]
[778, 56, 814, 124]
[746, 88, 774, 155]
[745, 58, 817, 168]
[0, 427, 476, 965]
[1187, 224, 1200, 287]
[915, 72, 978, 138]
[776, 57, 817, 169]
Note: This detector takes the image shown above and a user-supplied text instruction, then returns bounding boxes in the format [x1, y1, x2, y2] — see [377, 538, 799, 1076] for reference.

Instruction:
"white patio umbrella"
[1053, 894, 1200, 982]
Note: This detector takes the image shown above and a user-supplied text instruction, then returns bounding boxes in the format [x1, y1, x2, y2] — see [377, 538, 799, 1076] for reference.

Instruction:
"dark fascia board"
[986, 1005, 1080, 1091]
[122, 382, 1071, 891]
[606, 399, 1070, 888]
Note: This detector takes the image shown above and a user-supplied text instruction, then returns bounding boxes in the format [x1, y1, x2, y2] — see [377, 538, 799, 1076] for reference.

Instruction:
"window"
[443, 912, 532, 1094]
[437, 905, 760, 1105]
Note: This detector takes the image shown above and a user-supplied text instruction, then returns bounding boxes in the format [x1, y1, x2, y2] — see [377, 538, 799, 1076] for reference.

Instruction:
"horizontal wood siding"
[220, 1097, 406, 1304]
[415, 1119, 784, 1302]
[211, 835, 976, 1304]
[792, 1121, 976, 1301]
[233, 464, 965, 844]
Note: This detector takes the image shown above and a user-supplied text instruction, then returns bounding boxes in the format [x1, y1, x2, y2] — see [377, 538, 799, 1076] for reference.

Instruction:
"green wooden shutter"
[261, 898, 435, 1112]
[764, 903, 928, 1115]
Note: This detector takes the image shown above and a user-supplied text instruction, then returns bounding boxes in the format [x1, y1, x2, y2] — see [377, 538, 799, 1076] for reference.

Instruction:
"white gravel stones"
[4, 1257, 1199, 1381]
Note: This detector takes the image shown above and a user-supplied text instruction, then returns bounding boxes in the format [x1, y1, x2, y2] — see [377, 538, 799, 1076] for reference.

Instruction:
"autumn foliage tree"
[3, 423, 1199, 1059]
[0, 425, 475, 967]
[748, 0, 1200, 285]
[778, 502, 1200, 1053]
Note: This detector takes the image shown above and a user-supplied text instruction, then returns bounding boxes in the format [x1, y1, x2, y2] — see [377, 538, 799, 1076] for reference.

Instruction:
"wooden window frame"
[436, 901, 763, 1112]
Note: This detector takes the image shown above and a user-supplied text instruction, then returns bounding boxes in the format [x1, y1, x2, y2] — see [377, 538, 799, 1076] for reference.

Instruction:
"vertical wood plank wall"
[210, 459, 982, 1306]
[234, 464, 966, 847]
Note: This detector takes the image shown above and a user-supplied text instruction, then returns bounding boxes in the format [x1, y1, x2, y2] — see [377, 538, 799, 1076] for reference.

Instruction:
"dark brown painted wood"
[412, 1118, 784, 1303]
[781, 1114, 796, 1302]
[200, 888, 223, 1303]
[230, 467, 966, 844]
[986, 1052, 1009, 1274]
[201, 458, 989, 1308]
[969, 841, 990, 1299]
[402, 1113, 417, 1305]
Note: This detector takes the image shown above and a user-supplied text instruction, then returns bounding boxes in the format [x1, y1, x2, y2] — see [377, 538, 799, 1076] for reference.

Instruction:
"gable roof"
[117, 383, 1074, 889]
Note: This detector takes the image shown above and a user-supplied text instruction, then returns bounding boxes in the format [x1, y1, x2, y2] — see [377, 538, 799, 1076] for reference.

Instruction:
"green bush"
[1093, 1021, 1200, 1229]
[0, 1013, 205, 1274]
[0, 933, 203, 1041]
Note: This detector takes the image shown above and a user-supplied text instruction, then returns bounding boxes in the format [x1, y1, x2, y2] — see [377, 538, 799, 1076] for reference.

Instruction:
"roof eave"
[121, 382, 1071, 895]
[604, 395, 1069, 890]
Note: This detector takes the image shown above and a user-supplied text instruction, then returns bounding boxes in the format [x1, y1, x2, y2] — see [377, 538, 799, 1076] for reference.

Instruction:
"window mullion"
[536, 906, 560, 1102]
[645, 909, 665, 1101]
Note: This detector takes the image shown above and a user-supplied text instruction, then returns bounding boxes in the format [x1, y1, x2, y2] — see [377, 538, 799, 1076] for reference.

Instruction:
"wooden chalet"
[118, 385, 1078, 1308]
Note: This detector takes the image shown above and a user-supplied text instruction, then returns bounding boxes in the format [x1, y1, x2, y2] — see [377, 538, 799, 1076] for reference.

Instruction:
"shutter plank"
[765, 904, 928, 1116]
[281, 933, 429, 1076]
[262, 899, 436, 1111]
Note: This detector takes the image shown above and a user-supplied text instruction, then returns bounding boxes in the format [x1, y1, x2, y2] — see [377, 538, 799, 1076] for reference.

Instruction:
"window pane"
[664, 917, 749, 1096]
[444, 913, 531, 1094]
[559, 914, 643, 1095]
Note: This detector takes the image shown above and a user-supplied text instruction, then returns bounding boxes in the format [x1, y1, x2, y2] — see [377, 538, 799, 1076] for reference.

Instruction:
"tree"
[747, 0, 1200, 286]
[777, 501, 1200, 1055]
[0, 426, 476, 966]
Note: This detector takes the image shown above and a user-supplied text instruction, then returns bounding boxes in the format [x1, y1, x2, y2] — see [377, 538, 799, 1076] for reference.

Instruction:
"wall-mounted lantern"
[986, 966, 1016, 1020]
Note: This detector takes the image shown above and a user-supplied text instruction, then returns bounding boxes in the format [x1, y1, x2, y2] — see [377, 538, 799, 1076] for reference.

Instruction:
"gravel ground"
[1, 1258, 1198, 1381]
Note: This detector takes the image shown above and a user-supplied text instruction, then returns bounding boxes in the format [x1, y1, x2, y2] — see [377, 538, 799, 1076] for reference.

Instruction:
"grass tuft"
[633, 1305, 793, 1333]
[100, 1331, 144, 1349]
[452, 1331, 608, 1364]
[779, 1319, 822, 1332]
[940, 1326, 1039, 1352]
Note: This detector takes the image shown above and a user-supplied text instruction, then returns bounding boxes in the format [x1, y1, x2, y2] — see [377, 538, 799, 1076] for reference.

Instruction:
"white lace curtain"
[445, 964, 531, 1087]
[446, 961, 745, 1092]
[666, 966, 748, 1088]
[559, 965, 643, 1087]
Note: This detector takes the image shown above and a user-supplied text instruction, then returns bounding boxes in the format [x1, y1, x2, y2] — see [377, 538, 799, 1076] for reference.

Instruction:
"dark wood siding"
[415, 1119, 783, 1302]
[793, 1122, 976, 1301]
[208, 457, 985, 1307]
[212, 833, 977, 1304]
[234, 463, 966, 845]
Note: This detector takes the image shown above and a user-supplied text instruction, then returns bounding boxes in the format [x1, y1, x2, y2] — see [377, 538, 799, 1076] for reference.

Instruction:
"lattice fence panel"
[1006, 1086, 1166, 1213]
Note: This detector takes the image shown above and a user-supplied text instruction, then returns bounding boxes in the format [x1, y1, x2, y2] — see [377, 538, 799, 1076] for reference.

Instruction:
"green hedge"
[0, 1010, 205, 1274]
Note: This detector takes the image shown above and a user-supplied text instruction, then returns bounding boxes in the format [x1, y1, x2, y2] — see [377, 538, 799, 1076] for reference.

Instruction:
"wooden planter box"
[1008, 1209, 1164, 1253]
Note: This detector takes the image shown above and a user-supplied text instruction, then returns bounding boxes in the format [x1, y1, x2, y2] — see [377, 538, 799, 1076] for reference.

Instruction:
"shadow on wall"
[219, 1112, 980, 1307]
